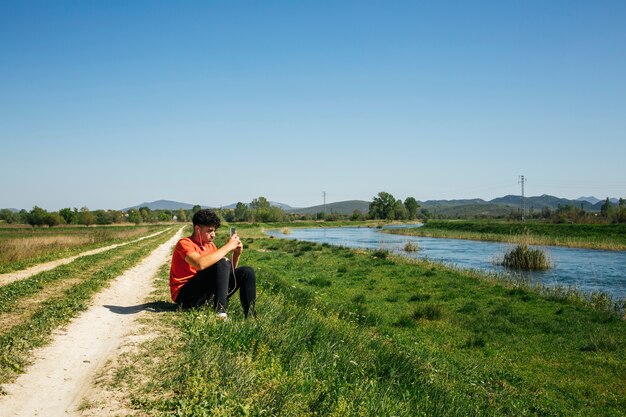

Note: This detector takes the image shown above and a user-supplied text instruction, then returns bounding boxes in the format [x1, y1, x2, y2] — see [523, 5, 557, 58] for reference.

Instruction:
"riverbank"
[90, 227, 626, 416]
[385, 220, 626, 251]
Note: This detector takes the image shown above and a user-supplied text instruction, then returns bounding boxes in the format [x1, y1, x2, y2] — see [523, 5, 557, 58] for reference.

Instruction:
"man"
[170, 209, 256, 319]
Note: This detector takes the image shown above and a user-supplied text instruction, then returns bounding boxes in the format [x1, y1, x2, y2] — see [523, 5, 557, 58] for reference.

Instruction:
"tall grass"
[403, 241, 419, 252]
[500, 244, 551, 270]
[388, 220, 626, 251]
[0, 225, 167, 273]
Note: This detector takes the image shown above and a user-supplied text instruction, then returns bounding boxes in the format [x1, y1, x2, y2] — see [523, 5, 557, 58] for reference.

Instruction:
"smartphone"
[230, 227, 236, 236]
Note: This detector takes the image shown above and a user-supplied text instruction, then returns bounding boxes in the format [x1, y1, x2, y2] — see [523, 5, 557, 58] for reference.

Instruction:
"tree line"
[0, 206, 188, 227]
[4, 194, 625, 227]
[523, 198, 626, 224]
[0, 192, 423, 227]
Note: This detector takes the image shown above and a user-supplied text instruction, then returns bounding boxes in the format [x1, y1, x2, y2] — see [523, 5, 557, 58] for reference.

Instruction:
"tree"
[600, 198, 613, 218]
[109, 210, 126, 223]
[127, 209, 142, 224]
[46, 212, 64, 226]
[59, 207, 78, 224]
[27, 206, 49, 226]
[369, 192, 397, 220]
[351, 209, 366, 221]
[0, 209, 18, 224]
[94, 210, 114, 225]
[393, 199, 408, 220]
[78, 207, 95, 226]
[177, 208, 187, 222]
[250, 197, 270, 210]
[234, 202, 249, 222]
[192, 205, 202, 216]
[404, 197, 420, 220]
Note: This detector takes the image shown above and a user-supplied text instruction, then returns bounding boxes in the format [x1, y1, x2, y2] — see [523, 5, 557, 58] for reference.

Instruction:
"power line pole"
[518, 175, 526, 222]
[322, 191, 327, 215]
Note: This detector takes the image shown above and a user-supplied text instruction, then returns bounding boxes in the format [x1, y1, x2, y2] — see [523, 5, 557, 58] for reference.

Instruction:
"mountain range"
[122, 195, 621, 216]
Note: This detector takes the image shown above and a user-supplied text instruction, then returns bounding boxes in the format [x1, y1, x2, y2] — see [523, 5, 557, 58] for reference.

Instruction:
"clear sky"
[1, 1, 625, 211]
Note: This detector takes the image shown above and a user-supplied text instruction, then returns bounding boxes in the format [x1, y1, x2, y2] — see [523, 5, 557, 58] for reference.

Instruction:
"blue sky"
[1, 1, 625, 211]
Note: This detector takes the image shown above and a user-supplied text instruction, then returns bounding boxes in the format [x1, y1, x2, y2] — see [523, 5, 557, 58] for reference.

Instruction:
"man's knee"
[237, 266, 256, 281]
[213, 258, 231, 274]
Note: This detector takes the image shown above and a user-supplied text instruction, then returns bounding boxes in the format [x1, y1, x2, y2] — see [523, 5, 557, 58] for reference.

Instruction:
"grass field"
[0, 224, 170, 274]
[99, 225, 626, 416]
[387, 220, 626, 251]
[0, 226, 178, 385]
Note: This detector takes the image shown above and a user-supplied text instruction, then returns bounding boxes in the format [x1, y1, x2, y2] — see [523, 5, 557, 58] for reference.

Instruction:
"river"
[265, 226, 626, 301]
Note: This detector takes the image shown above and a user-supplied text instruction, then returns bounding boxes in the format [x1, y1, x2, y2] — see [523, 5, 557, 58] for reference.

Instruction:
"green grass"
[0, 227, 178, 384]
[108, 231, 626, 416]
[387, 220, 626, 250]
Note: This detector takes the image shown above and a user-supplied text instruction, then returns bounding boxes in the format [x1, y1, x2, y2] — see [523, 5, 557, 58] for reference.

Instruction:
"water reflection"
[266, 226, 626, 300]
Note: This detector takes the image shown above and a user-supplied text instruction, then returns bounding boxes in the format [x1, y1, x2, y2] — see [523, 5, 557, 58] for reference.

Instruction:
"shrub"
[403, 241, 419, 252]
[501, 244, 551, 270]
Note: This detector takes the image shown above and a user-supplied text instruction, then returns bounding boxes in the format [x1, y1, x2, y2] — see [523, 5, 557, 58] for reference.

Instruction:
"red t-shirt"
[169, 237, 217, 302]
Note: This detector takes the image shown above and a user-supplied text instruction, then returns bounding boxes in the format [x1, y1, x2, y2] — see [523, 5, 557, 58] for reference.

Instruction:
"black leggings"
[176, 259, 256, 317]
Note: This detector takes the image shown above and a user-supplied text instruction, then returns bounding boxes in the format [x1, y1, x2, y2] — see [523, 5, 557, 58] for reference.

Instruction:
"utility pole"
[322, 191, 327, 216]
[518, 175, 526, 222]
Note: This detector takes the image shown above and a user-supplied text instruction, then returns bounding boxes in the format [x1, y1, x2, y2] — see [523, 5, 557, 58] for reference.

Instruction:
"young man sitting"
[169, 209, 256, 319]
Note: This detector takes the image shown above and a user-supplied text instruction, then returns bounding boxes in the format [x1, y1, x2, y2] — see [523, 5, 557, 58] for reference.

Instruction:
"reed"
[387, 220, 626, 251]
[403, 241, 418, 252]
[500, 244, 551, 270]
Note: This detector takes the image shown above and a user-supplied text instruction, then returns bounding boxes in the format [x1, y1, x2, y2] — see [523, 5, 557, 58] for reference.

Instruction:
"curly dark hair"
[192, 209, 221, 228]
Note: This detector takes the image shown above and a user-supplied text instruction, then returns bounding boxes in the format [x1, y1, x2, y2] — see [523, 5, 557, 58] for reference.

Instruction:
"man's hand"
[227, 233, 243, 254]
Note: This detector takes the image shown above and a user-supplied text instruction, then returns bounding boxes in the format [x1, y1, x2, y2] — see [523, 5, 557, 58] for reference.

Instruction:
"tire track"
[0, 226, 184, 416]
[0, 228, 171, 287]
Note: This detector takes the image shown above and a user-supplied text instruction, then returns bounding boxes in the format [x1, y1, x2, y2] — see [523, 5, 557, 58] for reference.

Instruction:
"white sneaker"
[216, 312, 228, 321]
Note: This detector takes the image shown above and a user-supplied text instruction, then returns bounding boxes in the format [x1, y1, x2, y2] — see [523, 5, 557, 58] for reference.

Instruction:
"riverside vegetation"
[387, 220, 626, 251]
[500, 244, 551, 270]
[90, 224, 625, 417]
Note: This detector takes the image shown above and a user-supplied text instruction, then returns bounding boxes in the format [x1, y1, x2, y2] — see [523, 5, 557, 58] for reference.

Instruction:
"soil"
[0, 227, 184, 416]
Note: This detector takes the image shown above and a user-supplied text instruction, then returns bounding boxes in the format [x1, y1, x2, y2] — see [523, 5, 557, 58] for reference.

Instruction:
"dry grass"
[0, 236, 92, 263]
[0, 227, 155, 264]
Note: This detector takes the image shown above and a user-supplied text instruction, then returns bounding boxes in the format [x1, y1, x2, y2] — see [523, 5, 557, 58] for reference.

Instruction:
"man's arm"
[231, 234, 243, 268]
[185, 235, 240, 271]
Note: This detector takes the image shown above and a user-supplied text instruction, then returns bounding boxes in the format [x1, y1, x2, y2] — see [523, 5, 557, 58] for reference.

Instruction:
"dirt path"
[0, 229, 170, 287]
[0, 226, 185, 416]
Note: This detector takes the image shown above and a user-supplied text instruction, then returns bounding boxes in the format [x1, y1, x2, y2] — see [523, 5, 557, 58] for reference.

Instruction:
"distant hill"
[119, 194, 621, 216]
[417, 194, 621, 217]
[222, 201, 294, 210]
[123, 200, 293, 211]
[490, 194, 598, 211]
[576, 196, 601, 205]
[287, 200, 370, 215]
[122, 200, 210, 211]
